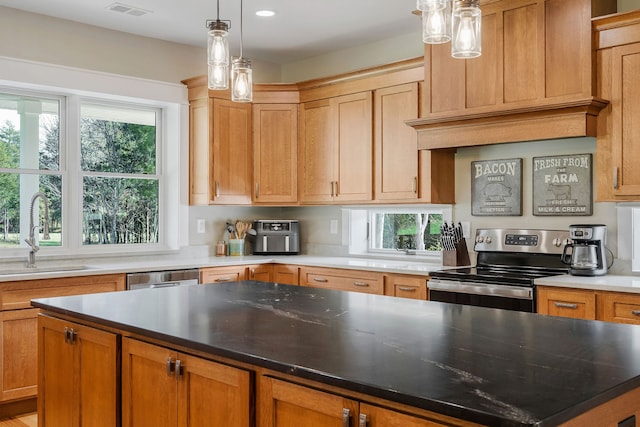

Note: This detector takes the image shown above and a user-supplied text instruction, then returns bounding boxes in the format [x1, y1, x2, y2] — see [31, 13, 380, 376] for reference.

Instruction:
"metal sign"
[471, 158, 522, 216]
[532, 153, 592, 216]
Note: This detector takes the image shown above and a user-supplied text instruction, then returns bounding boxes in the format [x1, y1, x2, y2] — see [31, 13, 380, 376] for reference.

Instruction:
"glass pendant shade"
[231, 57, 252, 102]
[421, 0, 451, 44]
[451, 0, 482, 58]
[207, 21, 230, 89]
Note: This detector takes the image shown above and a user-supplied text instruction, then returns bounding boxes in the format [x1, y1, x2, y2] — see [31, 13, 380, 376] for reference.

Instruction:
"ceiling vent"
[106, 3, 150, 17]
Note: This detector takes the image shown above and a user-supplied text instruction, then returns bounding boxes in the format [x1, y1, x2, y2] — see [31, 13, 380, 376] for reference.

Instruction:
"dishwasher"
[126, 268, 200, 290]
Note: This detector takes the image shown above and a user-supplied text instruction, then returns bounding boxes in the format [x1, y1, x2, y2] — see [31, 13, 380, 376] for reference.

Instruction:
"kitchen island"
[33, 281, 640, 427]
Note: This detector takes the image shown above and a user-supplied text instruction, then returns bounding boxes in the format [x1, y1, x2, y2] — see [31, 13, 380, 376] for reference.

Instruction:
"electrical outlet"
[461, 221, 471, 238]
[330, 219, 338, 234]
[197, 219, 206, 234]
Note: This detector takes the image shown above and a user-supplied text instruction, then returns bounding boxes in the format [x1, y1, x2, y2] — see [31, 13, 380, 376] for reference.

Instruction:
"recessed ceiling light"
[106, 2, 151, 17]
[255, 10, 276, 17]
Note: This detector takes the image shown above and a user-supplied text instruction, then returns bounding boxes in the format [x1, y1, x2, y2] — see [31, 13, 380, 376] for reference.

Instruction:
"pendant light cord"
[239, 0, 244, 59]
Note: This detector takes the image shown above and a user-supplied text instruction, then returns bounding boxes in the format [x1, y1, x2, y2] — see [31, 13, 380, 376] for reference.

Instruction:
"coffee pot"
[561, 224, 609, 276]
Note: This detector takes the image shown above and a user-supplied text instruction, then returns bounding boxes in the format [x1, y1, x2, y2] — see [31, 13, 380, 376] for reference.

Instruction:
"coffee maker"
[561, 224, 608, 276]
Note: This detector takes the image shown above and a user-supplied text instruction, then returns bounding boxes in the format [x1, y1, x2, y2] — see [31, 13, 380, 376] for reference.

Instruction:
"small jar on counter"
[215, 241, 227, 257]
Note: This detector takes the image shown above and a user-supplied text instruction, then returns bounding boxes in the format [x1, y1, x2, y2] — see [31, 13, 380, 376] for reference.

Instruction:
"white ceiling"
[0, 0, 420, 64]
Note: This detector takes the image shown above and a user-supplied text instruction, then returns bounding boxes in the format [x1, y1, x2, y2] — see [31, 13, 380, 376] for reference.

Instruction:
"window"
[0, 88, 166, 255]
[0, 92, 63, 248]
[80, 102, 160, 245]
[347, 206, 452, 258]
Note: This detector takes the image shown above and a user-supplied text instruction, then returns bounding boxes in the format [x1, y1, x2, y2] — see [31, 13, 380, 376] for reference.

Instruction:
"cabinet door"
[299, 99, 335, 203]
[122, 338, 178, 427]
[39, 315, 117, 427]
[360, 403, 452, 427]
[537, 287, 596, 320]
[253, 104, 298, 204]
[212, 98, 252, 204]
[334, 92, 372, 202]
[384, 275, 427, 300]
[0, 309, 38, 402]
[188, 97, 212, 206]
[599, 292, 640, 325]
[273, 265, 299, 285]
[374, 83, 419, 201]
[610, 43, 640, 196]
[258, 376, 358, 427]
[178, 353, 252, 427]
[247, 264, 273, 282]
[200, 266, 247, 284]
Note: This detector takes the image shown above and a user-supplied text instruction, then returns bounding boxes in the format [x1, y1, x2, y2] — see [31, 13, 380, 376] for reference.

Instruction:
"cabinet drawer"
[599, 292, 640, 325]
[299, 268, 383, 295]
[0, 274, 125, 311]
[385, 274, 428, 300]
[537, 287, 596, 320]
[200, 266, 246, 284]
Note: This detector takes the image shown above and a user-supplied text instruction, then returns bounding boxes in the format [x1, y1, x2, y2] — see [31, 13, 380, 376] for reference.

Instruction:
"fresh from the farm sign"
[471, 158, 522, 216]
[532, 153, 592, 216]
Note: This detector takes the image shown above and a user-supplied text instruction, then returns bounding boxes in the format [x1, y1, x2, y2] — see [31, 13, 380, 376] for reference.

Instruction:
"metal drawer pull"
[175, 359, 183, 379]
[353, 282, 369, 287]
[313, 277, 328, 283]
[166, 357, 174, 376]
[215, 277, 233, 282]
[554, 302, 578, 309]
[359, 413, 368, 427]
[631, 310, 640, 316]
[398, 286, 417, 292]
[342, 408, 351, 427]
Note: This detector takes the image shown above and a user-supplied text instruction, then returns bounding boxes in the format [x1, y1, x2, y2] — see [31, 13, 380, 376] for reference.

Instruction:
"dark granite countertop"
[32, 281, 640, 427]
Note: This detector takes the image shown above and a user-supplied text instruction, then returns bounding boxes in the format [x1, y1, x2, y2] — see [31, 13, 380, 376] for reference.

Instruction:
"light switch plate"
[330, 219, 338, 234]
[197, 219, 205, 234]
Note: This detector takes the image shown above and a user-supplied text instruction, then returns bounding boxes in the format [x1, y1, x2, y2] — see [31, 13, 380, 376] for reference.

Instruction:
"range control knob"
[485, 237, 492, 244]
[552, 238, 562, 247]
[476, 236, 485, 243]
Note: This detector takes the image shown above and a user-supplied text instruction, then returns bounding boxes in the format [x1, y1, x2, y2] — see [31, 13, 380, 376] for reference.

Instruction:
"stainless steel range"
[428, 228, 570, 312]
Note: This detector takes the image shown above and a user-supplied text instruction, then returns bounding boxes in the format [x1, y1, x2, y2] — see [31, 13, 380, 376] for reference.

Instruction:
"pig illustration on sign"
[482, 182, 512, 202]
[547, 184, 571, 200]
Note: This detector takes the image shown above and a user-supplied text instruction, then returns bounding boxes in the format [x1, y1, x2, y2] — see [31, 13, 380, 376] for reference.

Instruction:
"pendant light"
[417, 0, 451, 44]
[416, 0, 481, 59]
[231, 0, 253, 102]
[451, 0, 482, 58]
[207, 0, 231, 90]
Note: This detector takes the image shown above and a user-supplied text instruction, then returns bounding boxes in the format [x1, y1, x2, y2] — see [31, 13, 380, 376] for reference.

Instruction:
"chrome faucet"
[24, 192, 50, 268]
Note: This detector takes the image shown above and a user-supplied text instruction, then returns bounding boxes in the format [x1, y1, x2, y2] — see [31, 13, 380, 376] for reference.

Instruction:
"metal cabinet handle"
[215, 181, 220, 198]
[215, 277, 233, 282]
[353, 281, 369, 287]
[175, 359, 183, 379]
[64, 327, 70, 343]
[398, 286, 417, 292]
[255, 183, 259, 199]
[413, 176, 418, 194]
[334, 181, 339, 197]
[166, 357, 174, 376]
[613, 167, 619, 190]
[64, 327, 77, 344]
[631, 310, 640, 316]
[359, 413, 368, 427]
[554, 302, 578, 309]
[313, 277, 328, 283]
[342, 408, 351, 427]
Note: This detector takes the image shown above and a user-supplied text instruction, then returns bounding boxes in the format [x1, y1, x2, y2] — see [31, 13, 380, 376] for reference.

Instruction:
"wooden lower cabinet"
[200, 265, 247, 284]
[272, 265, 299, 285]
[384, 274, 428, 300]
[122, 337, 252, 427]
[38, 315, 117, 427]
[258, 376, 477, 427]
[299, 267, 383, 295]
[537, 286, 640, 324]
[247, 264, 273, 282]
[0, 274, 124, 407]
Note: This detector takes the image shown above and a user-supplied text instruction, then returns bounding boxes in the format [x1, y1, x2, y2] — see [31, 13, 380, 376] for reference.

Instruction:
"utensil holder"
[228, 239, 245, 256]
[442, 239, 471, 267]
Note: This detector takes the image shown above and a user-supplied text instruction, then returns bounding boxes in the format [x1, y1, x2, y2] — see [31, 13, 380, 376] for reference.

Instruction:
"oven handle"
[427, 279, 533, 300]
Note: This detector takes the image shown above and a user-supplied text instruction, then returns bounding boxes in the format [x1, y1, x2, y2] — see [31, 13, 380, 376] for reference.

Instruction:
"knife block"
[442, 239, 471, 267]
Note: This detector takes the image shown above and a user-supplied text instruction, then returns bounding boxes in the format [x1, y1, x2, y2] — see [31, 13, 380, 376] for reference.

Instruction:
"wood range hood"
[406, 0, 616, 150]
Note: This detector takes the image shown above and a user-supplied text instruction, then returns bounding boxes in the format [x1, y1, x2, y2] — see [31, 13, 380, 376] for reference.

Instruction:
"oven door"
[427, 279, 535, 312]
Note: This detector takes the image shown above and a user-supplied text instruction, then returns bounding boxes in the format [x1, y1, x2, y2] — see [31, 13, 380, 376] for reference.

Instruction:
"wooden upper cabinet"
[374, 83, 419, 201]
[594, 11, 640, 200]
[414, 0, 615, 149]
[299, 92, 373, 203]
[212, 98, 252, 204]
[188, 97, 212, 206]
[253, 103, 298, 204]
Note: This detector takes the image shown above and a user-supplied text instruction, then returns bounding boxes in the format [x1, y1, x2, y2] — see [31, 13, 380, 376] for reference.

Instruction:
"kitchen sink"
[0, 264, 91, 275]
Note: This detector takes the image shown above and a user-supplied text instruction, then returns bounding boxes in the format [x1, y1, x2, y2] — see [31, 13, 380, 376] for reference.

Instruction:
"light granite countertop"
[535, 274, 640, 294]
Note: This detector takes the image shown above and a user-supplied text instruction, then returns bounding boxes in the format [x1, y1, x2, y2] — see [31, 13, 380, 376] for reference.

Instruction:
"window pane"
[83, 177, 159, 245]
[80, 103, 157, 174]
[0, 93, 60, 170]
[0, 173, 62, 248]
[371, 213, 443, 251]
